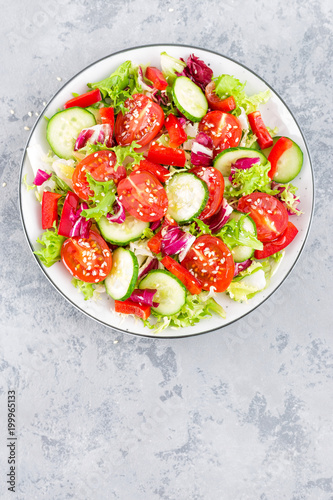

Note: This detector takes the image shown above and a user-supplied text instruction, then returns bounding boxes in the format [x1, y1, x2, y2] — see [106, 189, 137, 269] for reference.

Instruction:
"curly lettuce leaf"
[226, 162, 279, 197]
[143, 291, 226, 333]
[217, 216, 263, 250]
[80, 174, 116, 221]
[71, 278, 96, 300]
[213, 74, 271, 114]
[88, 61, 139, 114]
[34, 226, 65, 267]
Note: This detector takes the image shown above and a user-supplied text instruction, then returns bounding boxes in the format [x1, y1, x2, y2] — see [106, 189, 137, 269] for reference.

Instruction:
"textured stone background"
[1, 1, 333, 499]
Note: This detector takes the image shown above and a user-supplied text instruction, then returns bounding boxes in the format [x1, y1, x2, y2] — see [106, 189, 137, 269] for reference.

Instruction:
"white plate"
[19, 44, 314, 338]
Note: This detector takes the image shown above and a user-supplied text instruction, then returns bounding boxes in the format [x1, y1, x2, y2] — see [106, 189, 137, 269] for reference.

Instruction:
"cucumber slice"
[139, 270, 186, 316]
[262, 136, 303, 183]
[214, 147, 268, 177]
[229, 211, 257, 263]
[105, 248, 138, 300]
[98, 214, 149, 246]
[166, 172, 208, 223]
[172, 76, 208, 122]
[46, 107, 96, 159]
[160, 51, 186, 83]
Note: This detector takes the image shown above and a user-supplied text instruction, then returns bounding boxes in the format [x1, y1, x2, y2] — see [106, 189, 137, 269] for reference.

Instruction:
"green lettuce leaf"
[143, 291, 226, 333]
[23, 173, 36, 192]
[226, 162, 279, 197]
[213, 74, 271, 114]
[217, 216, 263, 250]
[80, 174, 116, 221]
[88, 61, 139, 114]
[34, 226, 65, 267]
[71, 278, 96, 300]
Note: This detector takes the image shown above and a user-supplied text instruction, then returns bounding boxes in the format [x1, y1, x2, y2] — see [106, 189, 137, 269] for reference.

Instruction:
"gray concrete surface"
[1, 1, 333, 499]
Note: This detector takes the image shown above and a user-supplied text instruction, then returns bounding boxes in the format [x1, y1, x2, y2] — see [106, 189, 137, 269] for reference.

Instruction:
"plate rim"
[18, 43, 315, 340]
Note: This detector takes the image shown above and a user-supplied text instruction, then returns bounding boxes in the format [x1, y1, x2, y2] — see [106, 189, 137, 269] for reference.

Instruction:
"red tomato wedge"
[205, 82, 236, 112]
[247, 111, 273, 150]
[190, 166, 224, 220]
[115, 299, 151, 319]
[267, 137, 293, 179]
[117, 170, 168, 222]
[64, 89, 102, 109]
[182, 235, 235, 292]
[114, 94, 164, 147]
[41, 191, 61, 230]
[254, 221, 298, 259]
[99, 107, 114, 125]
[133, 159, 171, 183]
[72, 150, 126, 200]
[199, 111, 242, 155]
[145, 67, 168, 90]
[61, 230, 112, 283]
[147, 143, 186, 167]
[164, 114, 187, 148]
[238, 192, 288, 243]
[161, 256, 202, 295]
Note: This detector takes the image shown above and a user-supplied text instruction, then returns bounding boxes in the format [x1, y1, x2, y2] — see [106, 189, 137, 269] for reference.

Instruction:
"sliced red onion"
[74, 123, 112, 151]
[69, 203, 91, 238]
[129, 289, 159, 308]
[234, 259, 252, 277]
[178, 233, 196, 262]
[138, 66, 154, 91]
[33, 169, 51, 186]
[138, 256, 159, 279]
[176, 54, 213, 91]
[229, 157, 260, 184]
[106, 197, 126, 224]
[150, 220, 161, 232]
[191, 132, 214, 167]
[205, 199, 233, 233]
[161, 226, 196, 256]
[151, 89, 169, 106]
[178, 117, 187, 128]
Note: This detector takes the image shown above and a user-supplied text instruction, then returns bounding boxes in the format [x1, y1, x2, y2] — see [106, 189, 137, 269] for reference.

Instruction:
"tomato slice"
[238, 192, 289, 243]
[64, 89, 102, 109]
[72, 150, 126, 200]
[117, 170, 168, 222]
[161, 256, 202, 295]
[61, 230, 112, 283]
[133, 159, 171, 183]
[115, 299, 151, 319]
[254, 221, 298, 259]
[114, 94, 164, 147]
[182, 235, 235, 292]
[190, 166, 224, 220]
[199, 111, 242, 156]
[267, 137, 293, 179]
[147, 143, 186, 167]
[205, 82, 236, 112]
[145, 67, 168, 90]
[164, 114, 187, 148]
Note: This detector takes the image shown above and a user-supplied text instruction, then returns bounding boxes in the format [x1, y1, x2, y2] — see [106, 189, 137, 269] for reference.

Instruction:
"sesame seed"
[2, 182, 7, 187]
[24, 126, 30, 131]
[28, 111, 33, 117]
[56, 76, 62, 81]
[10, 109, 15, 115]
[43, 101, 47, 106]
[35, 112, 39, 116]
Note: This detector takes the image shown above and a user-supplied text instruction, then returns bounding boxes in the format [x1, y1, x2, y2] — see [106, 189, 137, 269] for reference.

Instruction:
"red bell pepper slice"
[145, 67, 168, 91]
[115, 299, 151, 320]
[217, 96, 236, 113]
[147, 215, 177, 254]
[267, 136, 293, 179]
[247, 111, 273, 150]
[133, 159, 171, 183]
[161, 256, 202, 295]
[147, 143, 186, 167]
[64, 89, 102, 109]
[58, 191, 79, 237]
[164, 114, 187, 148]
[254, 221, 298, 259]
[42, 191, 61, 229]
